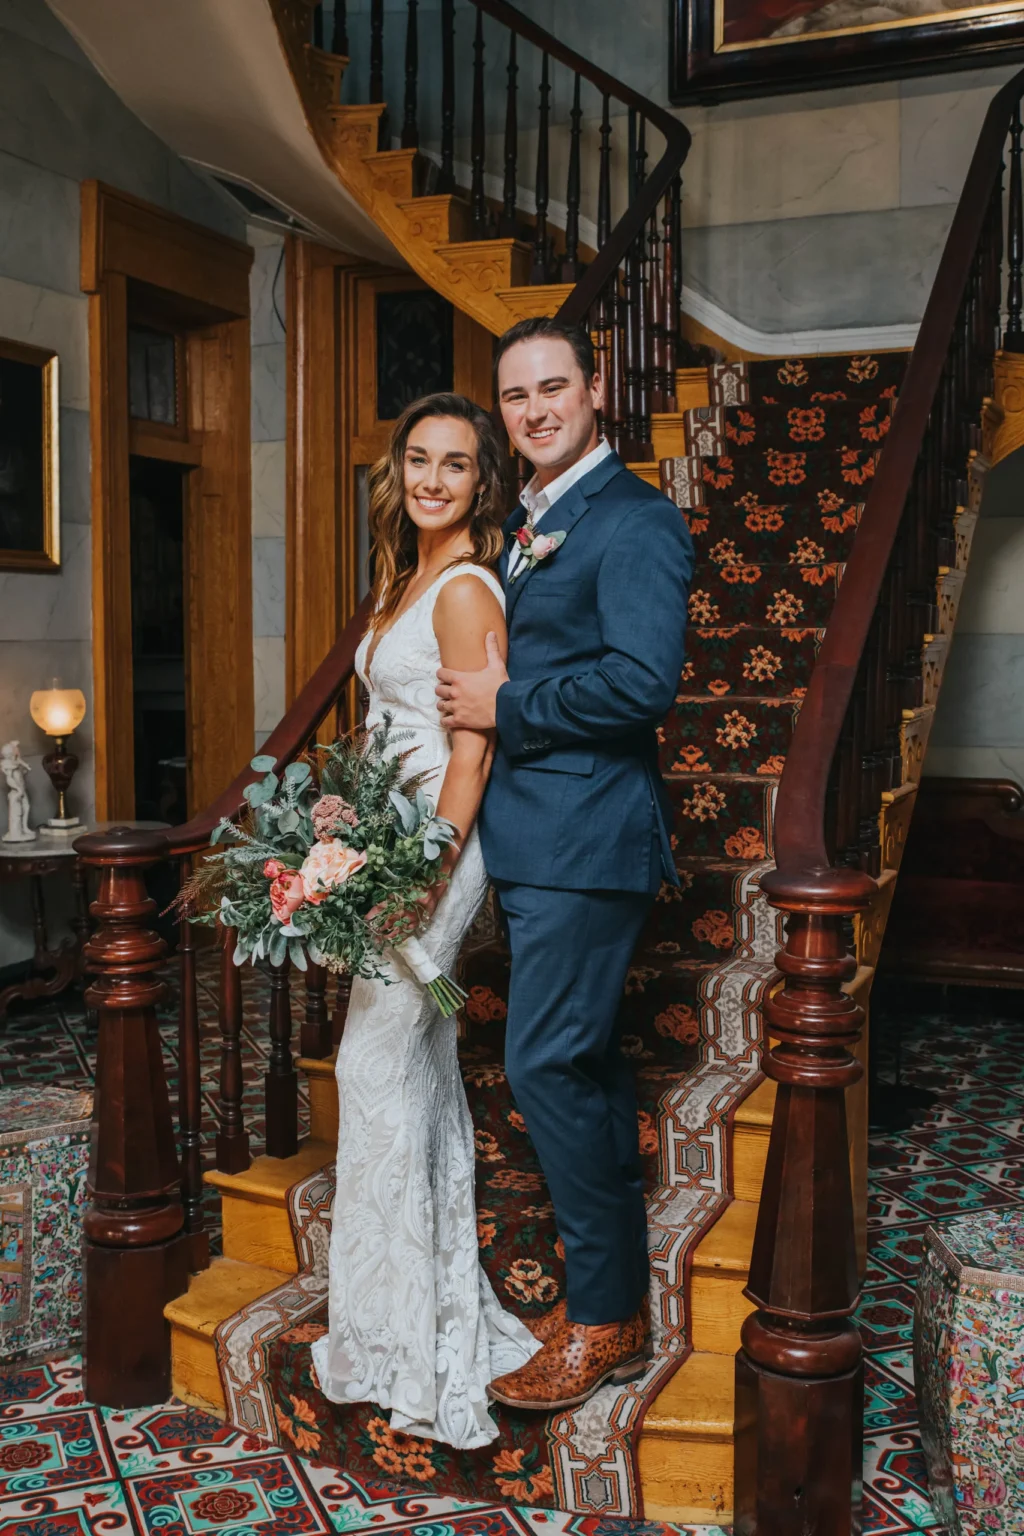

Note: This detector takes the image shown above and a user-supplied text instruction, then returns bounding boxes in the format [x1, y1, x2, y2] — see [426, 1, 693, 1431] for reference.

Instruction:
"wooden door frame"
[82, 181, 254, 820]
[285, 237, 494, 711]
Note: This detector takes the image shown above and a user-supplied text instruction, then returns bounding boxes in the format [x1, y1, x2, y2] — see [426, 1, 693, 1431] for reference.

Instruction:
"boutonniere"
[509, 527, 566, 582]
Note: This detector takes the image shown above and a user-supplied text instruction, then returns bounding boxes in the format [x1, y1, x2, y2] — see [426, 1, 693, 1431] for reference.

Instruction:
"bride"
[311, 392, 541, 1449]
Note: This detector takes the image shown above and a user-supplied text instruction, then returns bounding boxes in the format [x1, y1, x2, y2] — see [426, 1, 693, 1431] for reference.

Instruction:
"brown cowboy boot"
[489, 1309, 647, 1411]
[529, 1294, 654, 1359]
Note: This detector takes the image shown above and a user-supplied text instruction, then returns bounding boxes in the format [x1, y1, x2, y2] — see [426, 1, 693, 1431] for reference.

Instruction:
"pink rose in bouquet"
[301, 840, 367, 904]
[269, 869, 305, 922]
[263, 859, 285, 878]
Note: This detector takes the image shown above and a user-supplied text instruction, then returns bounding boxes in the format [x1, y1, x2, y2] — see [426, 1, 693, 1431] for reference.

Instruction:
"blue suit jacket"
[477, 452, 694, 894]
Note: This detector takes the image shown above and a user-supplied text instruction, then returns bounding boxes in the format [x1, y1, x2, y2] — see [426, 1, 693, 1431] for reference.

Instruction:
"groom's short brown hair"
[493, 316, 597, 393]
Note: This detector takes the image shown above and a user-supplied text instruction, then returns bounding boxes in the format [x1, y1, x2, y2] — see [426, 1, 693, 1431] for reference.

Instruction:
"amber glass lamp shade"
[30, 683, 87, 828]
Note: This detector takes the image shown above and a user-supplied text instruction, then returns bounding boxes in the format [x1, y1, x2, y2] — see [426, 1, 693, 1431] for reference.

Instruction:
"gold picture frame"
[0, 337, 60, 573]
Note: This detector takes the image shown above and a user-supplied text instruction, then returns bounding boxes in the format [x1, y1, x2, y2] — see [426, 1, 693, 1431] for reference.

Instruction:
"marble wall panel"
[252, 440, 286, 539]
[253, 635, 286, 737]
[0, 149, 80, 294]
[0, 20, 239, 236]
[251, 342, 286, 443]
[250, 228, 286, 348]
[0, 524, 90, 643]
[59, 407, 89, 526]
[955, 519, 1024, 636]
[899, 67, 1019, 210]
[930, 634, 1024, 747]
[922, 744, 1024, 783]
[0, 275, 88, 408]
[683, 90, 900, 230]
[685, 203, 952, 333]
[252, 537, 286, 639]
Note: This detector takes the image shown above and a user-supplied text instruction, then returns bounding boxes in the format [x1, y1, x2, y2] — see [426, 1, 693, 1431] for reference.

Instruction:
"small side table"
[0, 820, 168, 1020]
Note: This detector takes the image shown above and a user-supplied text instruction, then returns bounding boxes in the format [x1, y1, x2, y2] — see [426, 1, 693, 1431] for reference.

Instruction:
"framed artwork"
[670, 0, 1024, 102]
[0, 338, 60, 573]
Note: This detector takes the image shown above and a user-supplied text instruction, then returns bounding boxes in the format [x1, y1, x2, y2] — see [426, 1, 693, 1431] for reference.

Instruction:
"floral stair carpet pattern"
[206, 353, 912, 1518]
[2, 982, 1022, 1532]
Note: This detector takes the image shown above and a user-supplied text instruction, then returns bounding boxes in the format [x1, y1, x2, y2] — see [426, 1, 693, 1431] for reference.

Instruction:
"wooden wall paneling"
[87, 272, 134, 820]
[82, 181, 254, 821]
[453, 306, 496, 410]
[184, 321, 254, 815]
[286, 239, 368, 721]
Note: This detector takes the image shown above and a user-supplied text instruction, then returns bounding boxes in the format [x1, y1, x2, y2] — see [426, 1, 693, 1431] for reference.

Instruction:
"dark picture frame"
[670, 0, 1024, 103]
[0, 338, 60, 573]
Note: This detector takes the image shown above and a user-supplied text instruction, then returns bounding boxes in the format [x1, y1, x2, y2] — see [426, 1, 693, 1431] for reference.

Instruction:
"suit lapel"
[506, 479, 590, 617]
[504, 452, 627, 616]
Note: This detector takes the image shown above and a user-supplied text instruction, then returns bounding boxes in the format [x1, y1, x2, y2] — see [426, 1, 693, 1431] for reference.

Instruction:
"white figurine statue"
[1, 741, 36, 843]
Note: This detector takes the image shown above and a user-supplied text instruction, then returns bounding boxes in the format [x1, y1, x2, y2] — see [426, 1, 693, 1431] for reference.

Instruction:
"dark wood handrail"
[771, 66, 1024, 888]
[468, 0, 691, 327]
[167, 595, 372, 857]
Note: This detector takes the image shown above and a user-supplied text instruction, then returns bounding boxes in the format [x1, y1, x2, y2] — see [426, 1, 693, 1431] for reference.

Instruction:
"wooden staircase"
[165, 1043, 776, 1522]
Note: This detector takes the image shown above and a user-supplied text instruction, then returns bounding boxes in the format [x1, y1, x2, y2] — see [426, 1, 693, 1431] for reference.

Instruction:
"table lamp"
[30, 682, 87, 828]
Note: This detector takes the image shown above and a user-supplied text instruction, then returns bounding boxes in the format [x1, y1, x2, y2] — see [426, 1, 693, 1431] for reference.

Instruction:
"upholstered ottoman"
[0, 1086, 92, 1364]
[914, 1206, 1024, 1534]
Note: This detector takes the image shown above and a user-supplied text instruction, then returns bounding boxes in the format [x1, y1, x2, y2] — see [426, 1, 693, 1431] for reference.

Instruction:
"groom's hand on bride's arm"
[436, 632, 509, 730]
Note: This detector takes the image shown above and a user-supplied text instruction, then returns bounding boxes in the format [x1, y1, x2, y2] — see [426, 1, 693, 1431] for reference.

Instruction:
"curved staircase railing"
[734, 70, 1024, 1536]
[287, 0, 693, 458]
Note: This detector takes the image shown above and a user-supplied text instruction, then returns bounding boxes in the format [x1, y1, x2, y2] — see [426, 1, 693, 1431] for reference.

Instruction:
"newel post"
[734, 865, 875, 1536]
[74, 827, 191, 1408]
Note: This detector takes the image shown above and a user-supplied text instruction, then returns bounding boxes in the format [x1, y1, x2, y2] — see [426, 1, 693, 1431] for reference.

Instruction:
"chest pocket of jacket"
[518, 748, 594, 776]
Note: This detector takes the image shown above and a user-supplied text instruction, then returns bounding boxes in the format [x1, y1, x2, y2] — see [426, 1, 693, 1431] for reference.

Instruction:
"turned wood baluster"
[216, 922, 250, 1173]
[332, 0, 348, 55]
[635, 219, 653, 456]
[437, 0, 455, 194]
[499, 32, 519, 237]
[659, 190, 679, 409]
[312, 3, 323, 48]
[608, 277, 626, 457]
[594, 97, 615, 445]
[1005, 104, 1024, 350]
[74, 827, 190, 1408]
[470, 9, 488, 238]
[369, 0, 386, 148]
[735, 866, 875, 1536]
[266, 955, 298, 1159]
[176, 859, 207, 1268]
[648, 210, 669, 411]
[302, 961, 333, 1058]
[560, 73, 584, 282]
[531, 53, 552, 284]
[401, 0, 419, 149]
[622, 243, 641, 456]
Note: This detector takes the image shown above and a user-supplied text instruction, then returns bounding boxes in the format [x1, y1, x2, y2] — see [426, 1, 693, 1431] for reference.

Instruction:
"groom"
[436, 316, 693, 1411]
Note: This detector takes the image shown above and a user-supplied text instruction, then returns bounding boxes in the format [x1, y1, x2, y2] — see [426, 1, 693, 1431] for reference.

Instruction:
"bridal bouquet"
[177, 716, 468, 1016]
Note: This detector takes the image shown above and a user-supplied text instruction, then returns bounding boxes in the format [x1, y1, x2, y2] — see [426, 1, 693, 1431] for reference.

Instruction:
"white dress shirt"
[507, 438, 613, 580]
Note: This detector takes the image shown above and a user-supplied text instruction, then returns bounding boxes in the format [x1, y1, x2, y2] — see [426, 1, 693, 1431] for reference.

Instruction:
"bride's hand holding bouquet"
[176, 714, 469, 1016]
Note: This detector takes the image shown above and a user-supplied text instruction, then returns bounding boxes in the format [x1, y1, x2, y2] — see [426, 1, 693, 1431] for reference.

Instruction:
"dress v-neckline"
[364, 571, 447, 678]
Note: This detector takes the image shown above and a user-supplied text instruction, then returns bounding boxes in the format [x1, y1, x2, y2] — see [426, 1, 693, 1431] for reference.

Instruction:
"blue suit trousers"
[494, 880, 653, 1325]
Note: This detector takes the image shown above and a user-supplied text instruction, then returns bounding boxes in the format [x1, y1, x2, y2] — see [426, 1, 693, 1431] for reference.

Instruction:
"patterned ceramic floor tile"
[876, 1168, 1013, 1219]
[125, 1454, 331, 1534]
[0, 1479, 135, 1535]
[0, 1407, 117, 1498]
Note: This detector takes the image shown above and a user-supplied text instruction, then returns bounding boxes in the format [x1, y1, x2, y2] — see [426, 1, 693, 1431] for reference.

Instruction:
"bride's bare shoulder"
[433, 568, 506, 663]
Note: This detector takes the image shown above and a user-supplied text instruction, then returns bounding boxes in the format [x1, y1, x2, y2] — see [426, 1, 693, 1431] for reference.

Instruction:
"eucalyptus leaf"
[285, 761, 311, 784]
[415, 789, 429, 822]
[233, 939, 249, 966]
[250, 754, 276, 773]
[268, 927, 288, 967]
[289, 939, 308, 971]
[423, 836, 441, 861]
[389, 789, 417, 835]
[278, 808, 299, 833]
[246, 779, 273, 808]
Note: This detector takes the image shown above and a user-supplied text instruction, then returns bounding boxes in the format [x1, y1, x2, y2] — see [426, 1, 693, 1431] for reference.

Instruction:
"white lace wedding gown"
[311, 564, 540, 1450]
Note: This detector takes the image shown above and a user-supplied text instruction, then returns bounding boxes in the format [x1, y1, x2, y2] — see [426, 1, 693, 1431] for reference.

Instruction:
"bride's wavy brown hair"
[367, 392, 508, 631]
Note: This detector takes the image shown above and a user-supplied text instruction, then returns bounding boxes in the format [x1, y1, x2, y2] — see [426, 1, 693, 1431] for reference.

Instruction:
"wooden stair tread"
[165, 1258, 285, 1339]
[644, 1351, 735, 1439]
[692, 1199, 757, 1275]
[735, 1076, 775, 1127]
[204, 1138, 333, 1204]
